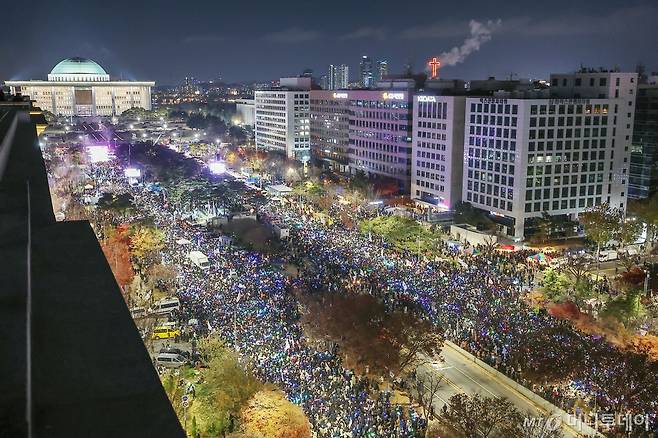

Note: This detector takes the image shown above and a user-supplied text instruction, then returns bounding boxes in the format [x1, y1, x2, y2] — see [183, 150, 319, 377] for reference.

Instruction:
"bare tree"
[412, 370, 445, 421]
[441, 393, 522, 438]
[480, 235, 499, 255]
[558, 255, 592, 285]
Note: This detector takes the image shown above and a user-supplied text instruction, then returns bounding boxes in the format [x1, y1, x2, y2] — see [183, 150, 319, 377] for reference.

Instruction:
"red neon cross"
[428, 57, 441, 79]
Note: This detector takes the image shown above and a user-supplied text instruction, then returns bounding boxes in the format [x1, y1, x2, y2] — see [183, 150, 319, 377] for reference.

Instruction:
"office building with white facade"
[254, 77, 311, 160]
[6, 57, 154, 116]
[462, 69, 638, 239]
[411, 94, 466, 210]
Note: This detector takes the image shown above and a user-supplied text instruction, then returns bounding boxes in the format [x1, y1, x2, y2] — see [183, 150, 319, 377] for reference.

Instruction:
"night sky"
[2, 0, 656, 85]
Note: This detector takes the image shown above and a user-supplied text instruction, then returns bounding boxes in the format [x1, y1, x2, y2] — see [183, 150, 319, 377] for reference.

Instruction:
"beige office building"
[6, 57, 154, 116]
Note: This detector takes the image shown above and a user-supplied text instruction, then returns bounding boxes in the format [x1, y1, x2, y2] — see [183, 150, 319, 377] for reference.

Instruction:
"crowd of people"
[260, 198, 658, 434]
[134, 185, 428, 437]
[79, 146, 657, 436]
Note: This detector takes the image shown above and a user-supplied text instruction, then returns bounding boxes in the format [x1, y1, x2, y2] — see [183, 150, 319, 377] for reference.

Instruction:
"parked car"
[159, 347, 191, 360]
[155, 352, 187, 368]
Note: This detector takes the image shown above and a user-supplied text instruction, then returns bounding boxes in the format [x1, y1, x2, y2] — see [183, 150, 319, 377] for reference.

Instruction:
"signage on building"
[548, 98, 591, 105]
[417, 96, 437, 103]
[479, 97, 508, 104]
[383, 92, 405, 100]
[332, 92, 348, 99]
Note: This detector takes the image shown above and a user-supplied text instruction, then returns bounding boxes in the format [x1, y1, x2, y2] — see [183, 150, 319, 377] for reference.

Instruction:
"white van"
[151, 297, 180, 315]
[188, 251, 210, 270]
[155, 352, 187, 368]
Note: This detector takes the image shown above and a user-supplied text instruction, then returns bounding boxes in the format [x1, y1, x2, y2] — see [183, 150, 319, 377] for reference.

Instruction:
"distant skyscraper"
[328, 64, 349, 90]
[319, 75, 329, 90]
[376, 60, 389, 83]
[359, 56, 374, 88]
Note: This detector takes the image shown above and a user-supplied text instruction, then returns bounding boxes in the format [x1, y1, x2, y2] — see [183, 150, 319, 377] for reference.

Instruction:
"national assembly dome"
[48, 57, 110, 82]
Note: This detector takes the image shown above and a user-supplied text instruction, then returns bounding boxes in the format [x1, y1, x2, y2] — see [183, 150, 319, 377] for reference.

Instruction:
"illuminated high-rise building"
[327, 64, 349, 90]
[359, 56, 374, 88]
[375, 60, 389, 83]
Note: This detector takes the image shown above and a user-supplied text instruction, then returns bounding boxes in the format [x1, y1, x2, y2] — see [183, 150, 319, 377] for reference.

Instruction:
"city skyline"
[1, 1, 657, 85]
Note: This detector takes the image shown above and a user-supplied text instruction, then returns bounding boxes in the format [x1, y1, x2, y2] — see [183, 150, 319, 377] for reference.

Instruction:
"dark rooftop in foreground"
[0, 102, 184, 437]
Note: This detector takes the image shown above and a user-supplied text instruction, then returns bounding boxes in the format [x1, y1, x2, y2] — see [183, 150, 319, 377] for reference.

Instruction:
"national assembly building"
[5, 57, 154, 116]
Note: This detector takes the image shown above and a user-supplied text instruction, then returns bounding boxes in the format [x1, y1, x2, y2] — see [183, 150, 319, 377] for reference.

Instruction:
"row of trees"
[433, 393, 563, 438]
[579, 203, 643, 262]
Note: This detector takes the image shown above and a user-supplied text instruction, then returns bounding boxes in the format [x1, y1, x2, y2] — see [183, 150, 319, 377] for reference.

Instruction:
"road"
[417, 344, 596, 437]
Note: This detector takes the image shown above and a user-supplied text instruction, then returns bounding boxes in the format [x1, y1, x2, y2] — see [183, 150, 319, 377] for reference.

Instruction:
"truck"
[188, 250, 210, 270]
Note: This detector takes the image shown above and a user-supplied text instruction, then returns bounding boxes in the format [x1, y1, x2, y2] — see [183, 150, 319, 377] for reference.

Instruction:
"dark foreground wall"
[0, 108, 184, 438]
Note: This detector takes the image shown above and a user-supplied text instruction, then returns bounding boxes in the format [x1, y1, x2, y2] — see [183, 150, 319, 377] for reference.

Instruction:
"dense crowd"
[260, 199, 658, 433]
[86, 151, 657, 436]
[133, 187, 427, 437]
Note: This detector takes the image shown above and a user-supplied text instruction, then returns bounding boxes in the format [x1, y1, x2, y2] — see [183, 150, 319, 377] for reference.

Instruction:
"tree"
[617, 218, 642, 249]
[129, 225, 165, 267]
[601, 290, 647, 328]
[541, 269, 571, 302]
[558, 255, 592, 286]
[454, 201, 494, 230]
[239, 388, 311, 438]
[480, 235, 499, 255]
[412, 369, 444, 421]
[629, 194, 658, 252]
[300, 293, 444, 377]
[579, 204, 621, 269]
[100, 226, 134, 290]
[195, 336, 263, 434]
[358, 215, 444, 257]
[528, 213, 553, 244]
[441, 394, 521, 438]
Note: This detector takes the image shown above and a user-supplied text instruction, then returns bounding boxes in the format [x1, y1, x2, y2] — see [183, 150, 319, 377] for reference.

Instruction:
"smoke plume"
[439, 19, 502, 66]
